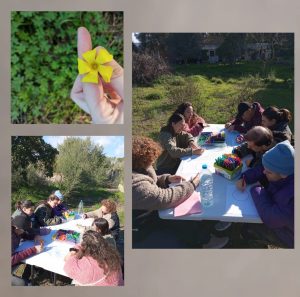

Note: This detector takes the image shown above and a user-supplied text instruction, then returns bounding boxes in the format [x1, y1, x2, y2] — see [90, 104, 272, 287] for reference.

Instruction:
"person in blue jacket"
[236, 140, 294, 248]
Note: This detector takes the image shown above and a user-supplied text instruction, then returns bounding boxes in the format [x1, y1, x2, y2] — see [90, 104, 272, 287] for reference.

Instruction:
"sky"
[43, 136, 124, 158]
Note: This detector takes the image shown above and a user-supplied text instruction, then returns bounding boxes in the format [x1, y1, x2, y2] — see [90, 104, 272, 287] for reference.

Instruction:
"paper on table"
[224, 185, 259, 217]
[174, 191, 203, 217]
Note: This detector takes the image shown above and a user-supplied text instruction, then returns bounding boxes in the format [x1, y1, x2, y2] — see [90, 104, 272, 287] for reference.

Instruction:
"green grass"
[12, 186, 125, 226]
[133, 61, 294, 140]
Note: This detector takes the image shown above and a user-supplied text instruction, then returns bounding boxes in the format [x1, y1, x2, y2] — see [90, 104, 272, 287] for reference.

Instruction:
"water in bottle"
[199, 164, 214, 208]
[77, 200, 84, 218]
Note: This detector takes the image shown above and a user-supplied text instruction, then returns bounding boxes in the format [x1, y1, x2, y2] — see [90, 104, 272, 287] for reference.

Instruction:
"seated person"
[11, 224, 44, 286]
[174, 102, 207, 137]
[63, 230, 123, 286]
[33, 194, 63, 228]
[52, 190, 68, 217]
[83, 199, 120, 240]
[225, 101, 264, 133]
[262, 106, 293, 144]
[157, 113, 204, 175]
[132, 135, 228, 249]
[233, 126, 276, 169]
[236, 140, 294, 248]
[12, 200, 50, 236]
[92, 218, 116, 249]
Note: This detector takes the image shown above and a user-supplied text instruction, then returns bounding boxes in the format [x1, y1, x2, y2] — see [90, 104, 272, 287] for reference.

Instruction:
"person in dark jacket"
[236, 140, 294, 248]
[262, 106, 293, 144]
[12, 200, 39, 236]
[52, 190, 68, 217]
[33, 194, 63, 228]
[225, 101, 264, 134]
[11, 224, 44, 286]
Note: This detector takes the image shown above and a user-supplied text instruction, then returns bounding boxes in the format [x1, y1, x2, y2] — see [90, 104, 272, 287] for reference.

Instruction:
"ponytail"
[279, 108, 292, 123]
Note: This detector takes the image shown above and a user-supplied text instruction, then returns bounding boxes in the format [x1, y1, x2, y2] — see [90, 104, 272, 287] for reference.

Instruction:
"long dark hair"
[92, 218, 110, 235]
[174, 102, 193, 116]
[15, 200, 34, 210]
[167, 113, 185, 128]
[77, 230, 121, 275]
[263, 106, 292, 123]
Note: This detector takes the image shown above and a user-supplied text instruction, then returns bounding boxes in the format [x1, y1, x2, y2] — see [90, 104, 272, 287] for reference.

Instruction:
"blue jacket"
[243, 166, 294, 248]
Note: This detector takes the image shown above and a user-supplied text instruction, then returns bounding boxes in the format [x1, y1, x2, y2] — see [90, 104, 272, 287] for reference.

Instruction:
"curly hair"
[132, 136, 162, 170]
[100, 199, 117, 213]
[77, 230, 121, 275]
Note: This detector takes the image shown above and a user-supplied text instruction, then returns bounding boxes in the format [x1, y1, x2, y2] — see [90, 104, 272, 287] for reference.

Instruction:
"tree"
[55, 137, 109, 197]
[216, 33, 246, 63]
[12, 136, 58, 186]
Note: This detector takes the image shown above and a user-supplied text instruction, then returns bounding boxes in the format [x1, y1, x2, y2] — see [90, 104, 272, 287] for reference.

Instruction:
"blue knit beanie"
[262, 140, 294, 176]
[54, 190, 64, 200]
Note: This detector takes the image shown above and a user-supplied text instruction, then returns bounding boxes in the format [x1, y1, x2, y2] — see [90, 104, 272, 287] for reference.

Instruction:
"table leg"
[53, 273, 57, 286]
[30, 265, 35, 286]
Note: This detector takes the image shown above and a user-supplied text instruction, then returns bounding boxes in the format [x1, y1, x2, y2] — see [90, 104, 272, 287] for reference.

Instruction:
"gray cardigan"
[132, 166, 194, 210]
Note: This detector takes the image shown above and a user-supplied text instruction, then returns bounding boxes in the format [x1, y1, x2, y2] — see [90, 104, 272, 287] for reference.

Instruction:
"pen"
[242, 174, 246, 187]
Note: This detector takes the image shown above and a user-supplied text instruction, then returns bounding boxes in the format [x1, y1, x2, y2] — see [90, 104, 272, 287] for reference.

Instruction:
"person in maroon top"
[11, 224, 44, 286]
[225, 101, 264, 134]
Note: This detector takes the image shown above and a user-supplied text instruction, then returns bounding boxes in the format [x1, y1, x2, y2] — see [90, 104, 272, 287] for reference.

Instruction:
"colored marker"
[242, 174, 246, 187]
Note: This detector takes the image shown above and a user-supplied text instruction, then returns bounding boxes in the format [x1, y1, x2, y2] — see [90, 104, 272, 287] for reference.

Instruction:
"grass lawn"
[11, 186, 125, 226]
[132, 60, 293, 249]
[133, 61, 294, 140]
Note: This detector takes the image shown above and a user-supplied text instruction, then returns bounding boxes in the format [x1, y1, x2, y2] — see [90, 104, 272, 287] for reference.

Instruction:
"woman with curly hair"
[157, 113, 204, 175]
[83, 199, 120, 240]
[174, 102, 207, 137]
[132, 136, 229, 248]
[133, 135, 200, 210]
[64, 230, 123, 286]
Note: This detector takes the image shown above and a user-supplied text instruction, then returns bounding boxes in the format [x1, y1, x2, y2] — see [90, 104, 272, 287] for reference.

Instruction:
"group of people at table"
[132, 101, 294, 249]
[11, 190, 123, 286]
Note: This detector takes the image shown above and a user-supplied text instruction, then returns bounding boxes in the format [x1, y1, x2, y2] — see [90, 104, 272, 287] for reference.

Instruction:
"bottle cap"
[202, 164, 207, 169]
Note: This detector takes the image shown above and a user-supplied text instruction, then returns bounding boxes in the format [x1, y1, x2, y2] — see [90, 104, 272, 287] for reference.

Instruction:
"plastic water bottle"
[77, 200, 84, 218]
[199, 164, 214, 208]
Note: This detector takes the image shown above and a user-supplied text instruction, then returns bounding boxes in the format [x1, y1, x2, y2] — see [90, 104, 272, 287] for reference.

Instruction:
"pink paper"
[174, 191, 203, 217]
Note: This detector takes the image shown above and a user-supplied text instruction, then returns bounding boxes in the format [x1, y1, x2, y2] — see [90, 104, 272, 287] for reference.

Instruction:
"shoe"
[202, 234, 229, 249]
[215, 221, 232, 232]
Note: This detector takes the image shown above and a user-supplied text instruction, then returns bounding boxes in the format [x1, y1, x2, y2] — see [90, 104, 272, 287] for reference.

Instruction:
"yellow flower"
[78, 48, 113, 84]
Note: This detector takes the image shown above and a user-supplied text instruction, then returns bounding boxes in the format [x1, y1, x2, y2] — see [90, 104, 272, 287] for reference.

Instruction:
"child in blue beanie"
[236, 140, 294, 248]
[53, 190, 68, 217]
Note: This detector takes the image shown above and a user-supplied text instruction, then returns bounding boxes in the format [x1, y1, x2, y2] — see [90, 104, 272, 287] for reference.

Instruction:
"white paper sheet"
[224, 185, 259, 217]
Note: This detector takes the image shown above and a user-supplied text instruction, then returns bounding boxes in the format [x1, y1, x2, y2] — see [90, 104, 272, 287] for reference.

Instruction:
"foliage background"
[133, 33, 294, 140]
[11, 136, 125, 225]
[11, 11, 123, 124]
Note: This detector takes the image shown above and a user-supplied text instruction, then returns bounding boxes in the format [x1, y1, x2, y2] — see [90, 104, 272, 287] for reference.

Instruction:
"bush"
[167, 77, 201, 106]
[145, 92, 163, 100]
[132, 52, 169, 86]
[11, 12, 123, 124]
[211, 77, 223, 84]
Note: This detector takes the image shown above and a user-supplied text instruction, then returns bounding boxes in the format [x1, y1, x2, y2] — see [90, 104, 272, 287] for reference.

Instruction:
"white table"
[15, 218, 94, 281]
[159, 124, 262, 224]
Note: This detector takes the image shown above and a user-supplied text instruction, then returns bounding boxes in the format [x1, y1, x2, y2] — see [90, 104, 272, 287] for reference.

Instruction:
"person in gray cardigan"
[133, 135, 200, 210]
[132, 136, 229, 248]
[156, 113, 204, 175]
